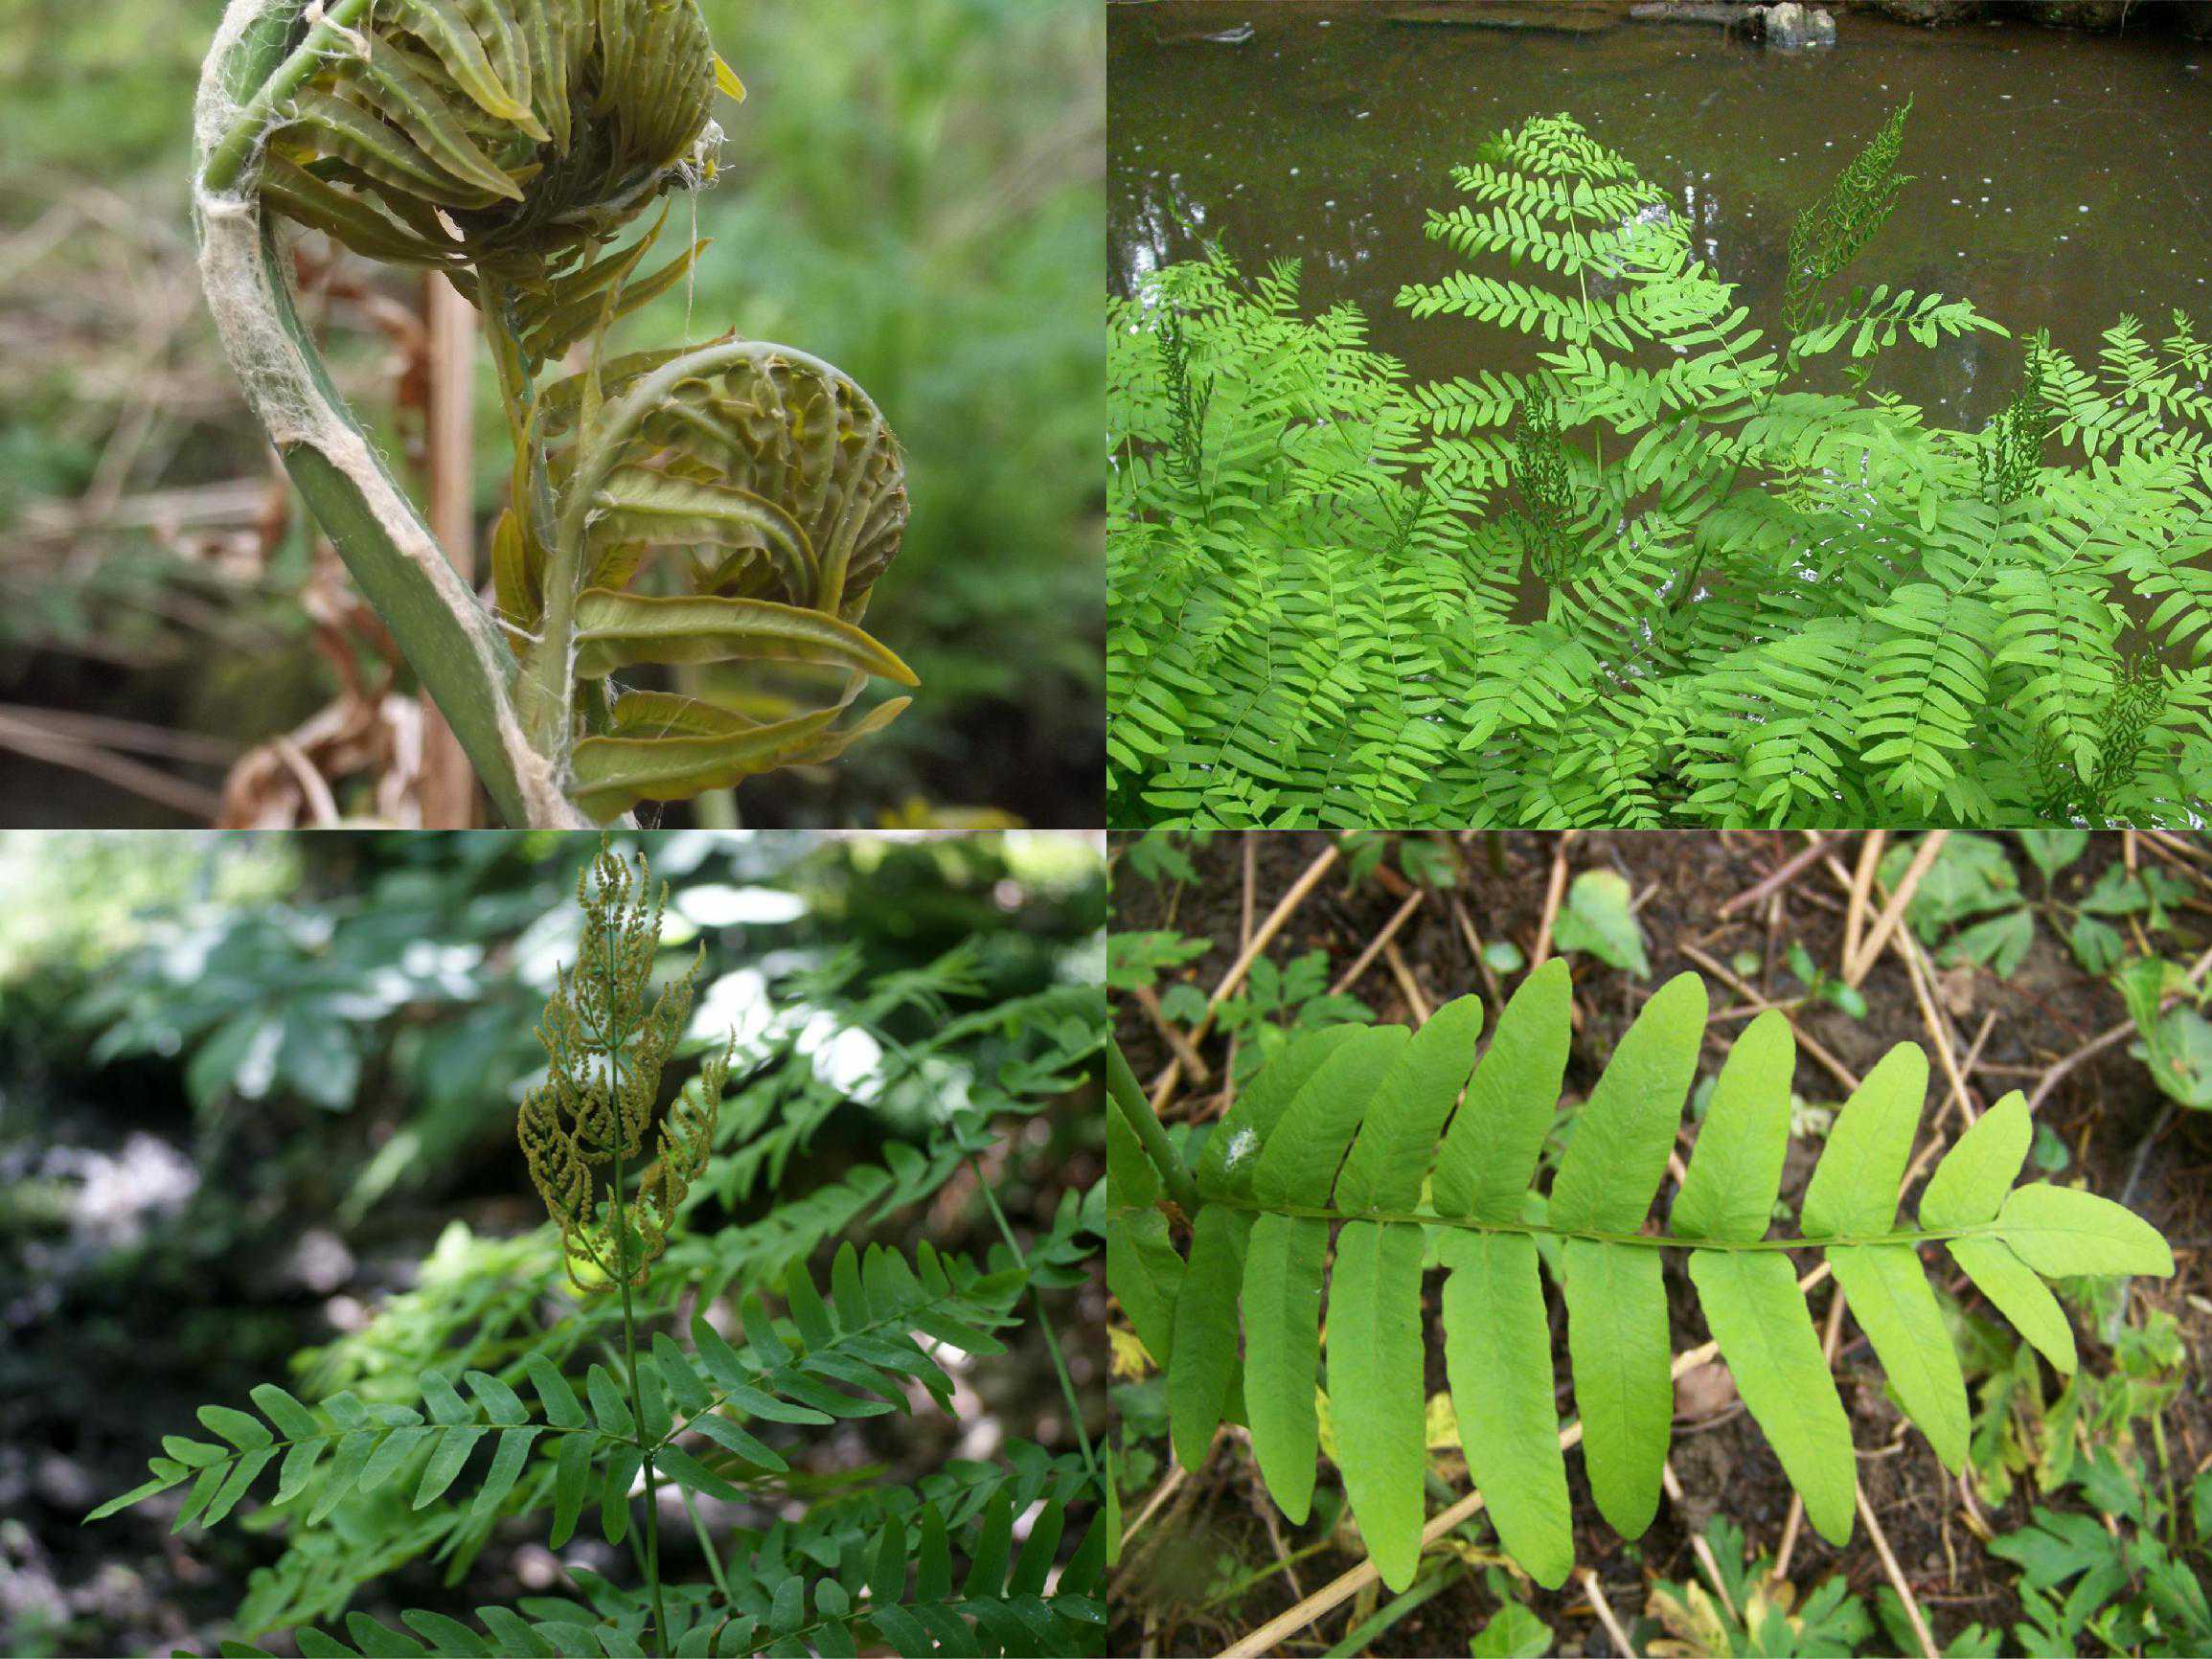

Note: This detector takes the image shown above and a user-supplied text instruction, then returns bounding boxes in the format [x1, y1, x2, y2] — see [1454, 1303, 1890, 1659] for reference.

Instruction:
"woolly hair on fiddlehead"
[517, 838, 732, 1291]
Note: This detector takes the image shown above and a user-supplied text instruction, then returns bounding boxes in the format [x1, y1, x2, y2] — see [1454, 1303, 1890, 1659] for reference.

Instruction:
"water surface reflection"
[1109, 2, 2212, 424]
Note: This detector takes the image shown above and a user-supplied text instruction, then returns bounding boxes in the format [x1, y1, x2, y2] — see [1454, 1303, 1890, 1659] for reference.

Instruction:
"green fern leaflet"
[1108, 962, 2174, 1592]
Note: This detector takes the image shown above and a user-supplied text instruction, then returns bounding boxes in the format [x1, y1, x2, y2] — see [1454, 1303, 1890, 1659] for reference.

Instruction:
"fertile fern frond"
[520, 841, 729, 1289]
[1109, 964, 2175, 1593]
[1782, 97, 1913, 334]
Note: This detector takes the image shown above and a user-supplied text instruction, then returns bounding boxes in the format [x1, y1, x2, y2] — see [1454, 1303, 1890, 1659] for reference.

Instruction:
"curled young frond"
[513, 344, 918, 821]
[194, 0, 917, 826]
[256, 0, 722, 275]
[519, 839, 732, 1289]
[543, 348, 910, 626]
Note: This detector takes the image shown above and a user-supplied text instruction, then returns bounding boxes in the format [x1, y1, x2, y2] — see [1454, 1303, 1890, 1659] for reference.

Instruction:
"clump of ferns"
[194, 0, 917, 826]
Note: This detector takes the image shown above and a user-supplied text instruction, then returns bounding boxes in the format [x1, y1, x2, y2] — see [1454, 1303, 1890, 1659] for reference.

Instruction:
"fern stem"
[678, 1483, 735, 1605]
[1198, 1193, 2000, 1254]
[602, 916, 671, 1659]
[971, 1161, 1100, 1488]
[480, 273, 558, 575]
[1107, 1037, 1200, 1217]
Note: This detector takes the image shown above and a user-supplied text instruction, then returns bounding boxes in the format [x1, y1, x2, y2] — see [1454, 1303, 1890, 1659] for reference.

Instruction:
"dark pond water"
[1108, 1, 2212, 425]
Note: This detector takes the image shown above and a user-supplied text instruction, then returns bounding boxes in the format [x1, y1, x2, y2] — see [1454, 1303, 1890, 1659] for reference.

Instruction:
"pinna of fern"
[1106, 104, 2212, 829]
[1106, 960, 2176, 1594]
[195, 0, 917, 826]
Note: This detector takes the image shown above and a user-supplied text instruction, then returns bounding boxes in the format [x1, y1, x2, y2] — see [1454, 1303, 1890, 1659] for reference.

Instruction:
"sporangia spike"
[519, 839, 732, 1289]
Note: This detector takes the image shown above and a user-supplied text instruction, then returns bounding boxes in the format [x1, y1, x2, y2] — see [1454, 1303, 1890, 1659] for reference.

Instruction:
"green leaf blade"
[1549, 972, 1707, 1235]
[1167, 1206, 1253, 1472]
[1947, 1238, 2077, 1374]
[1439, 1231, 1572, 1589]
[1828, 1244, 1969, 1472]
[1562, 1238, 1671, 1541]
[1919, 1090, 2031, 1230]
[1687, 1250, 1856, 1546]
[1196, 1024, 1369, 1202]
[1251, 1025, 1412, 1208]
[1801, 1041, 1927, 1239]
[548, 1430, 594, 1548]
[1673, 1009, 1794, 1242]
[1240, 1213, 1327, 1524]
[1994, 1183, 2174, 1278]
[1334, 994, 1483, 1214]
[1328, 1220, 1428, 1592]
[1432, 959, 1572, 1223]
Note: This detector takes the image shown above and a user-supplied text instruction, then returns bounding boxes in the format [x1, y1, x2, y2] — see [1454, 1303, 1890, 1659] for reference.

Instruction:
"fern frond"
[1112, 966, 2175, 1592]
[91, 1242, 1029, 1557]
[214, 1495, 1106, 1657]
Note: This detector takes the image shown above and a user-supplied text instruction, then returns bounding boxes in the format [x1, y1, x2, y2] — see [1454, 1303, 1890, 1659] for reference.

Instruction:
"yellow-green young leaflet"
[1108, 964, 2174, 1593]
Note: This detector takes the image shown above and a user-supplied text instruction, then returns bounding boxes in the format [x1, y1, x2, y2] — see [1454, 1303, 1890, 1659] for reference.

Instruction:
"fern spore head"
[519, 837, 732, 1289]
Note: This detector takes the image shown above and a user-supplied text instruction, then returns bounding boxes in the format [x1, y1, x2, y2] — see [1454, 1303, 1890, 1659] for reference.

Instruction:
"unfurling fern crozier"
[195, 0, 918, 825]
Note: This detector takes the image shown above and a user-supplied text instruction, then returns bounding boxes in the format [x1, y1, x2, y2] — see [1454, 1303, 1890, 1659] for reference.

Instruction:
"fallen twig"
[1148, 843, 1339, 1111]
[1845, 830, 1946, 989]
[1719, 832, 1836, 918]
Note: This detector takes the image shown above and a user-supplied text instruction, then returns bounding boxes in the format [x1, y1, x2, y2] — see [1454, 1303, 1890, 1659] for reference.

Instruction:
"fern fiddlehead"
[194, 0, 916, 825]
[1108, 962, 2176, 1592]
